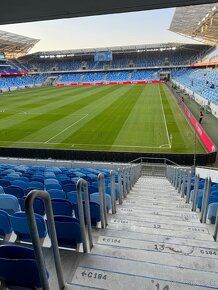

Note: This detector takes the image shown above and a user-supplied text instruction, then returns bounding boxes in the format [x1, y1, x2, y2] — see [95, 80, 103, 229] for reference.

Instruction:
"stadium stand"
[172, 69, 218, 104]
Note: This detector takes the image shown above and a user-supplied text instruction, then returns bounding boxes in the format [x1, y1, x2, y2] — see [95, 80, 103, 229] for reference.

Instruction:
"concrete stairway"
[55, 176, 218, 289]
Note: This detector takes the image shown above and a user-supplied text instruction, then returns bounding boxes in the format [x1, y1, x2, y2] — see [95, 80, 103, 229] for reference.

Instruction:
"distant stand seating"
[172, 69, 218, 105]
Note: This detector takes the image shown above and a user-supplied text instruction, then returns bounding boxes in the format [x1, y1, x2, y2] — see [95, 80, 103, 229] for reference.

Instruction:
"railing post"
[110, 170, 116, 214]
[181, 170, 186, 198]
[123, 168, 127, 198]
[178, 169, 182, 194]
[213, 209, 218, 241]
[201, 178, 211, 224]
[192, 174, 199, 212]
[76, 179, 93, 251]
[175, 168, 179, 190]
[98, 173, 108, 228]
[25, 190, 65, 290]
[118, 168, 123, 205]
[186, 170, 192, 203]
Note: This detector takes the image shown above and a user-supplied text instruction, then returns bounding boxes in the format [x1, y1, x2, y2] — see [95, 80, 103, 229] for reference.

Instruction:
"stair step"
[95, 228, 217, 248]
[91, 243, 218, 272]
[97, 235, 218, 258]
[71, 255, 218, 289]
[109, 215, 208, 229]
[116, 209, 200, 223]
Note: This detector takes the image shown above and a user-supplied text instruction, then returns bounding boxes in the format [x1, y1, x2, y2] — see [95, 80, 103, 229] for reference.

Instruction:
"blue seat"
[207, 202, 218, 224]
[63, 183, 76, 193]
[51, 198, 73, 216]
[0, 185, 4, 194]
[73, 201, 101, 226]
[0, 210, 12, 240]
[0, 179, 11, 187]
[28, 181, 44, 190]
[0, 244, 48, 289]
[197, 195, 218, 210]
[67, 191, 85, 204]
[4, 185, 25, 198]
[0, 194, 20, 214]
[11, 180, 29, 190]
[18, 197, 45, 216]
[90, 192, 112, 212]
[44, 178, 59, 185]
[53, 215, 81, 249]
[47, 189, 66, 199]
[45, 183, 62, 190]
[10, 212, 47, 243]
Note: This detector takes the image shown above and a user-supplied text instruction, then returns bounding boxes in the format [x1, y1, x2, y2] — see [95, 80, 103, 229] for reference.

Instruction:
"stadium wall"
[0, 146, 215, 166]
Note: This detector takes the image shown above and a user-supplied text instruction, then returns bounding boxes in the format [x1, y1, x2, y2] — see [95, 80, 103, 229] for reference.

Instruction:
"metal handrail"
[129, 157, 179, 166]
[118, 168, 123, 205]
[76, 178, 93, 252]
[98, 173, 108, 228]
[25, 190, 65, 290]
[213, 209, 218, 241]
[186, 170, 192, 203]
[110, 170, 116, 214]
[201, 178, 211, 224]
[123, 168, 127, 198]
[200, 178, 208, 222]
[192, 174, 199, 212]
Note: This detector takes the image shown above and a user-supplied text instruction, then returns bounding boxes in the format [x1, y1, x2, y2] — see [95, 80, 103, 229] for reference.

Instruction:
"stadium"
[0, 1, 218, 290]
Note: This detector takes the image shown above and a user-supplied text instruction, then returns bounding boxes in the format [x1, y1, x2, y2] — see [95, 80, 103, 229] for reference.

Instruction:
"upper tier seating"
[172, 69, 218, 104]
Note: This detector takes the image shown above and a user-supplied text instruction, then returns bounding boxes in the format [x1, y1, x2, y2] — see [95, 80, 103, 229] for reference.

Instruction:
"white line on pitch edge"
[44, 114, 89, 144]
[158, 84, 171, 148]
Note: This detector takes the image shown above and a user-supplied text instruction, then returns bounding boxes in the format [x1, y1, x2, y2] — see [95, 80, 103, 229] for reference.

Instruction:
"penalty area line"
[44, 114, 89, 144]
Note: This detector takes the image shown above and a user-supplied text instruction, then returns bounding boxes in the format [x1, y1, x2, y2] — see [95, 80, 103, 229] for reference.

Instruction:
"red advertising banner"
[180, 102, 216, 153]
[0, 72, 28, 76]
[55, 80, 164, 87]
[190, 61, 218, 67]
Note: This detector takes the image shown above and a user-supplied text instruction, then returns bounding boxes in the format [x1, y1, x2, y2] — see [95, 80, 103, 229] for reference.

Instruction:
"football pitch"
[0, 83, 205, 153]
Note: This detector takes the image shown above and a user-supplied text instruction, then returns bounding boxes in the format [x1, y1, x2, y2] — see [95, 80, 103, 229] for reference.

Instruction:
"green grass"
[0, 84, 205, 153]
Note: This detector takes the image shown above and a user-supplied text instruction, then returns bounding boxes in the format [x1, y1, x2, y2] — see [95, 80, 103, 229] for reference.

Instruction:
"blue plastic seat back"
[11, 180, 29, 190]
[28, 181, 44, 190]
[73, 201, 101, 226]
[47, 189, 66, 199]
[44, 178, 59, 185]
[18, 197, 45, 216]
[88, 185, 98, 194]
[53, 215, 81, 249]
[197, 195, 218, 210]
[207, 202, 218, 224]
[10, 212, 47, 242]
[45, 183, 62, 190]
[0, 194, 20, 214]
[51, 198, 73, 216]
[0, 210, 12, 238]
[0, 185, 4, 194]
[67, 191, 85, 204]
[63, 183, 77, 193]
[0, 179, 11, 187]
[0, 245, 45, 289]
[90, 192, 112, 211]
[4, 186, 25, 198]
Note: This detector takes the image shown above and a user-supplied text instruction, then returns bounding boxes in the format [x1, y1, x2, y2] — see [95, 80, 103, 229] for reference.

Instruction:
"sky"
[0, 8, 200, 54]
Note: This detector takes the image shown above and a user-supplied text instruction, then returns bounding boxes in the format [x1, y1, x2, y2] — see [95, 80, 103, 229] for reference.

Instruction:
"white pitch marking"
[0, 140, 171, 149]
[44, 114, 89, 144]
[158, 84, 171, 148]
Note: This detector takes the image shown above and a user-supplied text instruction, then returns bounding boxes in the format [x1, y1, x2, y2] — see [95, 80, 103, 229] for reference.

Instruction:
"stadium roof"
[0, 0, 217, 25]
[22, 43, 209, 59]
[0, 30, 39, 58]
[169, 3, 218, 45]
